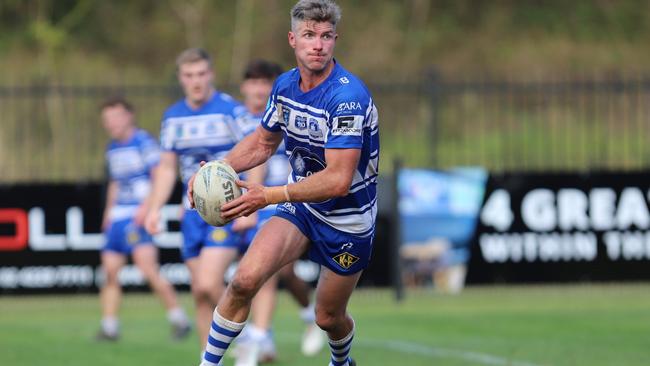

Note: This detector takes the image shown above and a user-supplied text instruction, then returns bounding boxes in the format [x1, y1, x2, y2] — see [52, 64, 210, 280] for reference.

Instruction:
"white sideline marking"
[276, 332, 544, 366]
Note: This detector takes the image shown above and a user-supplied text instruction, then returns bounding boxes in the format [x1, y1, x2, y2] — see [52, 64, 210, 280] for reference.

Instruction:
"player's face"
[101, 105, 134, 141]
[288, 21, 337, 74]
[240, 78, 273, 114]
[178, 60, 214, 106]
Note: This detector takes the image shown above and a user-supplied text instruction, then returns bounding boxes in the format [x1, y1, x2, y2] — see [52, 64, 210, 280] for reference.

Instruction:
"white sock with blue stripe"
[199, 308, 245, 366]
[328, 320, 355, 366]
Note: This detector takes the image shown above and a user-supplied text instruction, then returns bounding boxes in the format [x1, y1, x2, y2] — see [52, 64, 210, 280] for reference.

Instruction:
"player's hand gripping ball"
[192, 160, 242, 226]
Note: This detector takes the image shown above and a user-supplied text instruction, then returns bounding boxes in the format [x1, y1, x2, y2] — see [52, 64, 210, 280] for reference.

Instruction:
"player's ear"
[288, 31, 296, 49]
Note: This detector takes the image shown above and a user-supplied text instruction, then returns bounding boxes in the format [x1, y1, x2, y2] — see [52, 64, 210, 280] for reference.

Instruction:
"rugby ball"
[192, 160, 242, 226]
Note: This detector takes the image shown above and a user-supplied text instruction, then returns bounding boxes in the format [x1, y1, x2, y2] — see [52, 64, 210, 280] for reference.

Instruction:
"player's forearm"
[225, 129, 276, 173]
[246, 163, 266, 186]
[102, 181, 118, 220]
[148, 165, 177, 211]
[265, 168, 352, 204]
[139, 167, 159, 211]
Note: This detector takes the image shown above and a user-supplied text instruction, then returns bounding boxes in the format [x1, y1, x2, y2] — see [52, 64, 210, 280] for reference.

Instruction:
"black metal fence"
[1, 76, 650, 183]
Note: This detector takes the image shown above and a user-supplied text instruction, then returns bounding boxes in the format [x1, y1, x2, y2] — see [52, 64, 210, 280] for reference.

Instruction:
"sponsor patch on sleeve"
[331, 115, 363, 136]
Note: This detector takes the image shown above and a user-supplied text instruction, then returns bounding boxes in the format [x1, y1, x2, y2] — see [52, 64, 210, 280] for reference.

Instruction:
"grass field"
[1, 284, 650, 366]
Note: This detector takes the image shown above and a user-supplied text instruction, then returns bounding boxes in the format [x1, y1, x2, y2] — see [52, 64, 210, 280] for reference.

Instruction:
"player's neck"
[246, 104, 264, 115]
[186, 88, 215, 110]
[117, 126, 136, 143]
[298, 61, 335, 92]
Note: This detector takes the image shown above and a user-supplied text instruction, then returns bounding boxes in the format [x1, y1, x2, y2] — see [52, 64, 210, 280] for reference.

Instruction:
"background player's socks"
[200, 308, 245, 366]
[168, 307, 191, 340]
[300, 303, 316, 323]
[101, 316, 119, 337]
[300, 302, 325, 356]
[96, 316, 119, 341]
[328, 322, 355, 366]
[168, 307, 189, 326]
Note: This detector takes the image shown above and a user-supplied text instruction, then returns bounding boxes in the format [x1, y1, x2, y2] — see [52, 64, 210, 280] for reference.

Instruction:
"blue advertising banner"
[398, 168, 487, 290]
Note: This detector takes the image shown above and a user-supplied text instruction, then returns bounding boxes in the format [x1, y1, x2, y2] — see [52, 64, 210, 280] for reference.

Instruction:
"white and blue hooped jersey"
[160, 92, 248, 206]
[106, 128, 160, 219]
[261, 62, 379, 236]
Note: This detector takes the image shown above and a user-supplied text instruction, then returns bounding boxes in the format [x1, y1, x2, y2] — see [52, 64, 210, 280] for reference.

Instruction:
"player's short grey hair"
[290, 0, 341, 31]
[175, 48, 212, 70]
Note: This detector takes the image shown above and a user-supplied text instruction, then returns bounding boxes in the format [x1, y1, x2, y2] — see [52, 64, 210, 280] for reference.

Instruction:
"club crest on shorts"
[127, 231, 140, 245]
[211, 228, 228, 242]
[333, 252, 359, 270]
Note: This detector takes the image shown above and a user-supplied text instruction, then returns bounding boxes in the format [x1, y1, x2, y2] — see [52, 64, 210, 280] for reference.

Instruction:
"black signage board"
[0, 183, 392, 294]
[467, 171, 650, 283]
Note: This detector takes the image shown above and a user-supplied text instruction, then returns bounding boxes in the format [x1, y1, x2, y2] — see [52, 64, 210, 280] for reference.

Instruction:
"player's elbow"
[331, 179, 352, 198]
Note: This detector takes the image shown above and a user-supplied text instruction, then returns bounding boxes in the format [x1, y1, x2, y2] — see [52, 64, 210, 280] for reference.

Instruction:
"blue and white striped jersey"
[106, 128, 160, 208]
[160, 92, 248, 195]
[261, 62, 380, 236]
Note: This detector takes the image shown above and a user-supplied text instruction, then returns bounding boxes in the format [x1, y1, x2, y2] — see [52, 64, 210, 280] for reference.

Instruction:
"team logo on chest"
[295, 115, 307, 130]
[205, 121, 216, 135]
[294, 153, 306, 175]
[282, 106, 291, 124]
[333, 252, 359, 270]
[308, 118, 323, 139]
[289, 148, 326, 179]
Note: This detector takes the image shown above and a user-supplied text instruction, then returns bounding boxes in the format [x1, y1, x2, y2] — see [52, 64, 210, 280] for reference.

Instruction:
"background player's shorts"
[181, 209, 245, 260]
[274, 202, 374, 276]
[238, 208, 276, 253]
[103, 218, 153, 255]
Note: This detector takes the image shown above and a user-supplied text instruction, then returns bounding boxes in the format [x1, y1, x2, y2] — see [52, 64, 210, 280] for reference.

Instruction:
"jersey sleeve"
[231, 104, 258, 139]
[104, 144, 113, 179]
[325, 87, 368, 149]
[261, 83, 283, 132]
[236, 111, 261, 136]
[159, 114, 175, 152]
[140, 132, 161, 169]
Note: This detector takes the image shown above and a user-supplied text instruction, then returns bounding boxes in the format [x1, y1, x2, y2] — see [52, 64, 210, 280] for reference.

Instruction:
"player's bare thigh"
[237, 216, 310, 285]
[186, 247, 238, 289]
[101, 251, 126, 278]
[131, 244, 160, 277]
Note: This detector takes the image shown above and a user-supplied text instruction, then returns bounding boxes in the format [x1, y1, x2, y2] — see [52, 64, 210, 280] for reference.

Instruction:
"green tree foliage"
[1, 0, 650, 84]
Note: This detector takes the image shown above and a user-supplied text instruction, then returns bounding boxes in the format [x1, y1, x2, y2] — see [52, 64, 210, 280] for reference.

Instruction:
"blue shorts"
[181, 210, 246, 260]
[274, 202, 374, 276]
[103, 218, 153, 255]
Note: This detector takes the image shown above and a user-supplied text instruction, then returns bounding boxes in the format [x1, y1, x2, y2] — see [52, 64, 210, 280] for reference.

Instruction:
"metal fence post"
[390, 157, 404, 301]
[426, 68, 441, 169]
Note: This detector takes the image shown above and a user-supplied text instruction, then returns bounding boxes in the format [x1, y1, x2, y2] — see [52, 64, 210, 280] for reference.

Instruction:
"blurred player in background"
[97, 97, 191, 341]
[232, 60, 325, 366]
[191, 1, 380, 365]
[143, 48, 265, 353]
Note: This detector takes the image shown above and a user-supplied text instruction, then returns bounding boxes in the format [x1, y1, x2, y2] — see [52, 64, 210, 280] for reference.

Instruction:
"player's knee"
[104, 274, 119, 286]
[315, 308, 344, 332]
[230, 271, 261, 300]
[102, 267, 120, 285]
[192, 281, 218, 302]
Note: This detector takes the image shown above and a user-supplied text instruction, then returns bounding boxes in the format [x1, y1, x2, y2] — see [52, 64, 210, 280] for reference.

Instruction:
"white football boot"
[234, 338, 260, 366]
[301, 322, 326, 356]
[258, 333, 278, 363]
